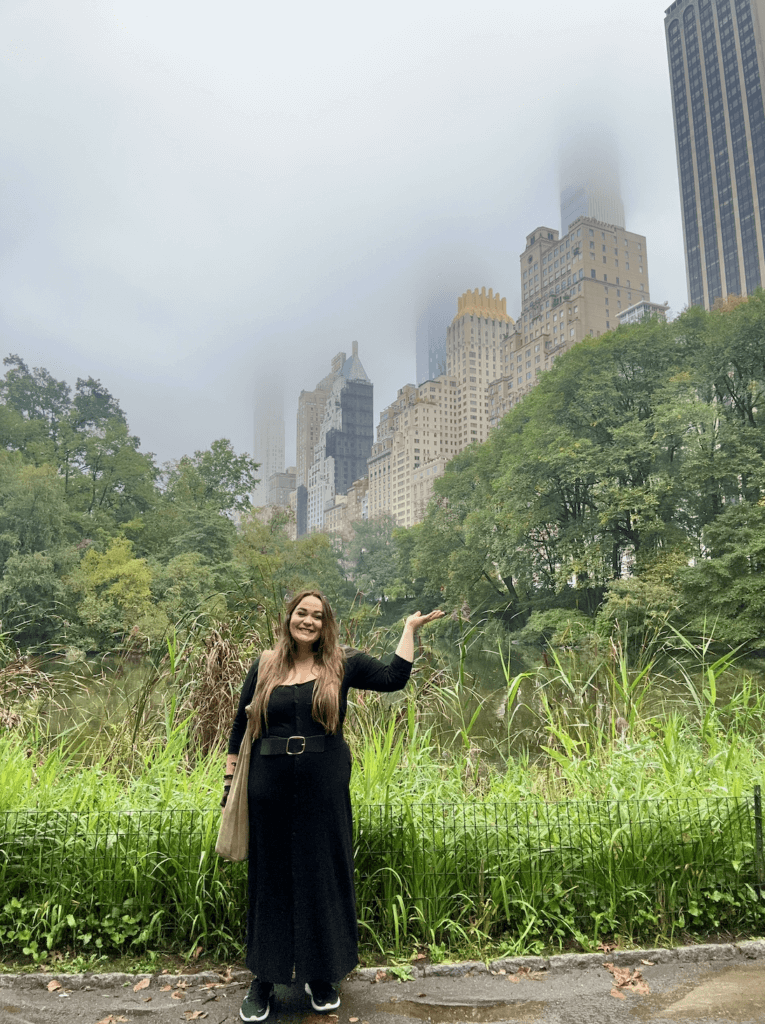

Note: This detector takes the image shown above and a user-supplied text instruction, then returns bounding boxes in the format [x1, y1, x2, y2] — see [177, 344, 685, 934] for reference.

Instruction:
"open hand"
[405, 610, 445, 632]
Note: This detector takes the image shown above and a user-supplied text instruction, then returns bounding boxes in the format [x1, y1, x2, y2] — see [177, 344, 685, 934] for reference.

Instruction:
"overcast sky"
[0, 0, 684, 468]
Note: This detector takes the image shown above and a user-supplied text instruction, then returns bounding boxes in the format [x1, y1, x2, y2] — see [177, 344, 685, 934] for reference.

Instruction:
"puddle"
[377, 999, 545, 1022]
[630, 963, 765, 1022]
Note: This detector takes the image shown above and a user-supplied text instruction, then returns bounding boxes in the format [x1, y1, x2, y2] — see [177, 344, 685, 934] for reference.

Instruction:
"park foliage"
[4, 293, 765, 653]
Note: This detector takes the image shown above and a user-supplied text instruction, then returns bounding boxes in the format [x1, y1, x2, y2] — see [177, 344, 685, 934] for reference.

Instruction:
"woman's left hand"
[404, 610, 445, 633]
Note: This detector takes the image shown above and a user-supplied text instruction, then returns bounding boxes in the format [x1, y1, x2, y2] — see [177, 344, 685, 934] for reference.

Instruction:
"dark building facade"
[324, 380, 374, 496]
[306, 343, 373, 533]
[665, 0, 765, 309]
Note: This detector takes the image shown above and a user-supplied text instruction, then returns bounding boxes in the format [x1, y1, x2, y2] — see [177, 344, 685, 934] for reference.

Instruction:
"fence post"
[755, 785, 764, 898]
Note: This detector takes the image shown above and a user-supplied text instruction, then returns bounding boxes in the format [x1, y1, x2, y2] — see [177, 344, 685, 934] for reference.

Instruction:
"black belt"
[257, 734, 345, 756]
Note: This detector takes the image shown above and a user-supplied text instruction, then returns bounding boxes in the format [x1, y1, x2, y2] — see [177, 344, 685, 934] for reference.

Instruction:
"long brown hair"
[250, 590, 346, 738]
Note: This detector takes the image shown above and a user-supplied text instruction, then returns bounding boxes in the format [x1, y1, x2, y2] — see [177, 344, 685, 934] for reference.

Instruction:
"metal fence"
[0, 790, 762, 947]
[354, 791, 765, 930]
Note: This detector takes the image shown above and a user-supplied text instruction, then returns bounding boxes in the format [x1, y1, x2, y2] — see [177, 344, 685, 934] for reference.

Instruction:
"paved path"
[2, 943, 765, 1024]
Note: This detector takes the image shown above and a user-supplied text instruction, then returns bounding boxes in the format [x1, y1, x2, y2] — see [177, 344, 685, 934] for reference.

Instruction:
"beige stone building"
[322, 476, 369, 544]
[445, 288, 515, 445]
[267, 466, 296, 508]
[296, 388, 329, 492]
[365, 287, 514, 530]
[488, 217, 651, 428]
[368, 378, 459, 529]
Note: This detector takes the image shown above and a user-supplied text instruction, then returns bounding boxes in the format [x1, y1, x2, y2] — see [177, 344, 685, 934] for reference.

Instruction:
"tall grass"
[1, 624, 764, 963]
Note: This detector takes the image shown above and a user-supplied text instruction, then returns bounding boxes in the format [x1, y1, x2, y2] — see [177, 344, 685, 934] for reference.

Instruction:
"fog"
[0, 0, 684, 466]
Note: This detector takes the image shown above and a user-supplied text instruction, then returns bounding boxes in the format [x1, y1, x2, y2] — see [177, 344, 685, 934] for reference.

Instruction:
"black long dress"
[228, 651, 412, 985]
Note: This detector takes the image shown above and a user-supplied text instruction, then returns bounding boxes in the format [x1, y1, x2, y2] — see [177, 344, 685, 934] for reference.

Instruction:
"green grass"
[1, 625, 764, 966]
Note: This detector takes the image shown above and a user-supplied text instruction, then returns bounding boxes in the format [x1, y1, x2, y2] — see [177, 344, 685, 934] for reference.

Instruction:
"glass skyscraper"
[665, 0, 765, 309]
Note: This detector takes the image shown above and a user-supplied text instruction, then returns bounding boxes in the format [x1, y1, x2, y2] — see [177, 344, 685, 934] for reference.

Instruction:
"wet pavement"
[1, 944, 765, 1024]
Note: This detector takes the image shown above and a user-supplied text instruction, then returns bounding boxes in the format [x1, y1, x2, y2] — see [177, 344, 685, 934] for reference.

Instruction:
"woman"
[224, 590, 443, 1022]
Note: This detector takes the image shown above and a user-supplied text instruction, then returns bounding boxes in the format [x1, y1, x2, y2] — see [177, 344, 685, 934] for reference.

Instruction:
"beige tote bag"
[215, 653, 270, 861]
[215, 701, 255, 861]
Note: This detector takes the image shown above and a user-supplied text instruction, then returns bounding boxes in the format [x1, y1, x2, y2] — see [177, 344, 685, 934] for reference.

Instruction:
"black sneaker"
[240, 980, 273, 1022]
[305, 981, 340, 1012]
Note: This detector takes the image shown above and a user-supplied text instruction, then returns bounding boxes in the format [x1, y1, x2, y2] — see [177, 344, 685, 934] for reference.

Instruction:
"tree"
[164, 439, 259, 514]
[0, 550, 74, 647]
[234, 515, 350, 619]
[0, 355, 71, 434]
[343, 515, 400, 602]
[71, 537, 154, 647]
[0, 456, 75, 570]
[676, 502, 765, 646]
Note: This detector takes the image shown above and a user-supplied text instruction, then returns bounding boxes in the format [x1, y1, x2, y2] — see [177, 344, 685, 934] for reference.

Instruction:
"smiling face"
[288, 594, 324, 649]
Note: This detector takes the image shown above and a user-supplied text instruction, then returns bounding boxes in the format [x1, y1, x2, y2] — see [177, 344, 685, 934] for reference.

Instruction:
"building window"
[591, 270, 596, 278]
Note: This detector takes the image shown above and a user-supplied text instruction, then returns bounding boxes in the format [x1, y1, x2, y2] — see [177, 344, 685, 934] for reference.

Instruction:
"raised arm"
[347, 610, 445, 694]
[395, 610, 445, 662]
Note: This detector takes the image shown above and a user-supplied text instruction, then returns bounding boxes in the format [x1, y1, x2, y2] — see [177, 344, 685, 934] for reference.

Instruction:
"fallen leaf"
[598, 942, 616, 953]
[373, 970, 387, 984]
[162, 970, 170, 975]
[171, 991, 185, 1001]
[160, 985, 172, 992]
[506, 974, 519, 984]
[603, 963, 650, 997]
[192, 947, 203, 960]
[640, 959, 655, 966]
[219, 968, 234, 984]
[610, 987, 626, 1000]
[350, 1018, 360, 1021]
[142, 998, 152, 1003]
[412, 953, 426, 961]
[133, 979, 150, 992]
[183, 1011, 208, 1020]
[175, 982, 189, 989]
[47, 980, 62, 992]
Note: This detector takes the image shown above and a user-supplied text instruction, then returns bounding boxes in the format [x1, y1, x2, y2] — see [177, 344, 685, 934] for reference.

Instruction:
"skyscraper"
[560, 131, 625, 236]
[303, 343, 374, 533]
[665, 0, 765, 309]
[488, 217, 651, 427]
[415, 293, 453, 385]
[252, 386, 285, 507]
[445, 288, 514, 446]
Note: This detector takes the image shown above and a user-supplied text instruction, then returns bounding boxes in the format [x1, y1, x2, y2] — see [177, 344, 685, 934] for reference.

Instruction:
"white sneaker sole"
[304, 983, 340, 1012]
[240, 993, 271, 1022]
[239, 1008, 269, 1023]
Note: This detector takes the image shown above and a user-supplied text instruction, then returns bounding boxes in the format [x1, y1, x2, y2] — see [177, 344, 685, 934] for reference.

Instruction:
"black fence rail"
[0, 791, 763, 954]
